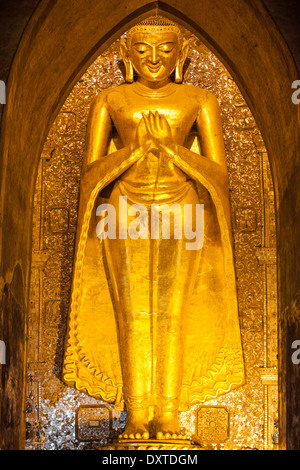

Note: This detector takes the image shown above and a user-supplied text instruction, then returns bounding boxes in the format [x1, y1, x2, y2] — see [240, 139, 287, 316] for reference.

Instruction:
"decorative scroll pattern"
[26, 27, 278, 450]
[196, 407, 229, 447]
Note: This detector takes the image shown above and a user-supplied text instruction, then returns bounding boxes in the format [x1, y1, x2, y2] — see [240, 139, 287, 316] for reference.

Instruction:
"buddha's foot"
[155, 415, 187, 440]
[119, 422, 149, 440]
[156, 430, 187, 440]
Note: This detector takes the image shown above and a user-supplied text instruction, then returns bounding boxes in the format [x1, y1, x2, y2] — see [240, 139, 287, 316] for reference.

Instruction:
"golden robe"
[63, 137, 245, 411]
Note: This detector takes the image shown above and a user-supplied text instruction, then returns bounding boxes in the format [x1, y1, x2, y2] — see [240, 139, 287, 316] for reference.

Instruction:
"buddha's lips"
[147, 64, 162, 73]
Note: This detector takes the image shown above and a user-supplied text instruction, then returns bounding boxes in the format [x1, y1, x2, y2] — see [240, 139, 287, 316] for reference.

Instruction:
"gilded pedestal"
[101, 438, 202, 450]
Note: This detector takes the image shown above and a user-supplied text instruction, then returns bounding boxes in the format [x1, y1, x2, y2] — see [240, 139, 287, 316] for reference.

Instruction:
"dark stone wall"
[0, 264, 26, 450]
[0, 0, 40, 127]
[0, 0, 41, 82]
[262, 0, 300, 73]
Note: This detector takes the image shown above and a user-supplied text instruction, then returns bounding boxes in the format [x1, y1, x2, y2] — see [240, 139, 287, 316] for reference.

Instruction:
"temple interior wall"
[0, 0, 299, 449]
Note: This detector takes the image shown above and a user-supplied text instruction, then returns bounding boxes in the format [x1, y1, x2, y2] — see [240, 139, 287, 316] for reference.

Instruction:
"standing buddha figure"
[63, 16, 244, 442]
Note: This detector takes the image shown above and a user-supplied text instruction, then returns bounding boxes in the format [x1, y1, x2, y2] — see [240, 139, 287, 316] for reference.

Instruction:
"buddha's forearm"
[80, 145, 144, 195]
[162, 143, 229, 190]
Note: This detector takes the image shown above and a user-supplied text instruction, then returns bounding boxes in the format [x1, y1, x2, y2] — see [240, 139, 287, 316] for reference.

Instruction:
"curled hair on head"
[126, 15, 183, 48]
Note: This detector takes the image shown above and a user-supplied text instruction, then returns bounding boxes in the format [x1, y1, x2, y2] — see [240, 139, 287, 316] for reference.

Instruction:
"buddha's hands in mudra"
[134, 111, 177, 157]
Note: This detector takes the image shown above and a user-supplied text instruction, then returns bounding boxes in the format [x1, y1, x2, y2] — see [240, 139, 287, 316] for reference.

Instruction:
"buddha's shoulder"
[91, 83, 219, 106]
[178, 83, 219, 104]
[91, 84, 129, 106]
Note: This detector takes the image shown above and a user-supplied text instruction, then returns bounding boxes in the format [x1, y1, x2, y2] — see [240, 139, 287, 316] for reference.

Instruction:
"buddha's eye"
[158, 43, 175, 54]
[133, 45, 149, 55]
[159, 48, 174, 55]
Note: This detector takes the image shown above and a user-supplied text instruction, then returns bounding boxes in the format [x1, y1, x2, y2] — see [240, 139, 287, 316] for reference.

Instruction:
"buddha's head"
[120, 16, 189, 86]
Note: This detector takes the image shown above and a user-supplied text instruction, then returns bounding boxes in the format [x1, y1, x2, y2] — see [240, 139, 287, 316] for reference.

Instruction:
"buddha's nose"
[150, 46, 158, 63]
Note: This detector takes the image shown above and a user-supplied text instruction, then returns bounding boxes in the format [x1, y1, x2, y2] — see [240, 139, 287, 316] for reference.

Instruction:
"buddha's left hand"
[142, 111, 177, 156]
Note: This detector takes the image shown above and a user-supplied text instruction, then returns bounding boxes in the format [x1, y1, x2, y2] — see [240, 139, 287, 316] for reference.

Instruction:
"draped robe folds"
[63, 134, 245, 411]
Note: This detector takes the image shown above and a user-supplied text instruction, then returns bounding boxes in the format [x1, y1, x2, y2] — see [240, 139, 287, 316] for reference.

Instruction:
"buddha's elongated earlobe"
[175, 61, 183, 83]
[120, 40, 134, 83]
[125, 60, 134, 83]
[175, 40, 190, 83]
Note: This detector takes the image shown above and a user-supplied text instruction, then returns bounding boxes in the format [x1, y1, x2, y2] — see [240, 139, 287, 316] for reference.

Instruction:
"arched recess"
[27, 30, 279, 450]
[0, 0, 299, 450]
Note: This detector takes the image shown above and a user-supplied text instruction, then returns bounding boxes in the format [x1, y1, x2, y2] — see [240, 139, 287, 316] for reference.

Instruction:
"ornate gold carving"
[196, 407, 229, 446]
[101, 439, 201, 450]
[260, 368, 278, 386]
[256, 248, 277, 265]
[31, 251, 49, 269]
[48, 208, 69, 233]
[235, 207, 257, 232]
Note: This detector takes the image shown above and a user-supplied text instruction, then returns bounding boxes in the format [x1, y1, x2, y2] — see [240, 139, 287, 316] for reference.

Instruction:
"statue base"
[100, 438, 203, 450]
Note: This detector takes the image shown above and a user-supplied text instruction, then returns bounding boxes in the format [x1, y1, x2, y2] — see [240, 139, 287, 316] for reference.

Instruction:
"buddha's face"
[129, 32, 180, 84]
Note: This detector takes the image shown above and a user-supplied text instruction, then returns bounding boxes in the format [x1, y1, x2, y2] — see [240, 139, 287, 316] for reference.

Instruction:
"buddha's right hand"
[142, 111, 177, 157]
[133, 115, 159, 156]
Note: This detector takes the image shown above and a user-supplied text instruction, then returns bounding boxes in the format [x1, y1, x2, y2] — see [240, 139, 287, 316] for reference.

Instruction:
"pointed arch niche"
[25, 22, 278, 450]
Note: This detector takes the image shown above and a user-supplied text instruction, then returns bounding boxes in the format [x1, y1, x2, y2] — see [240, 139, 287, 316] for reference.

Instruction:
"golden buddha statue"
[63, 16, 244, 442]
